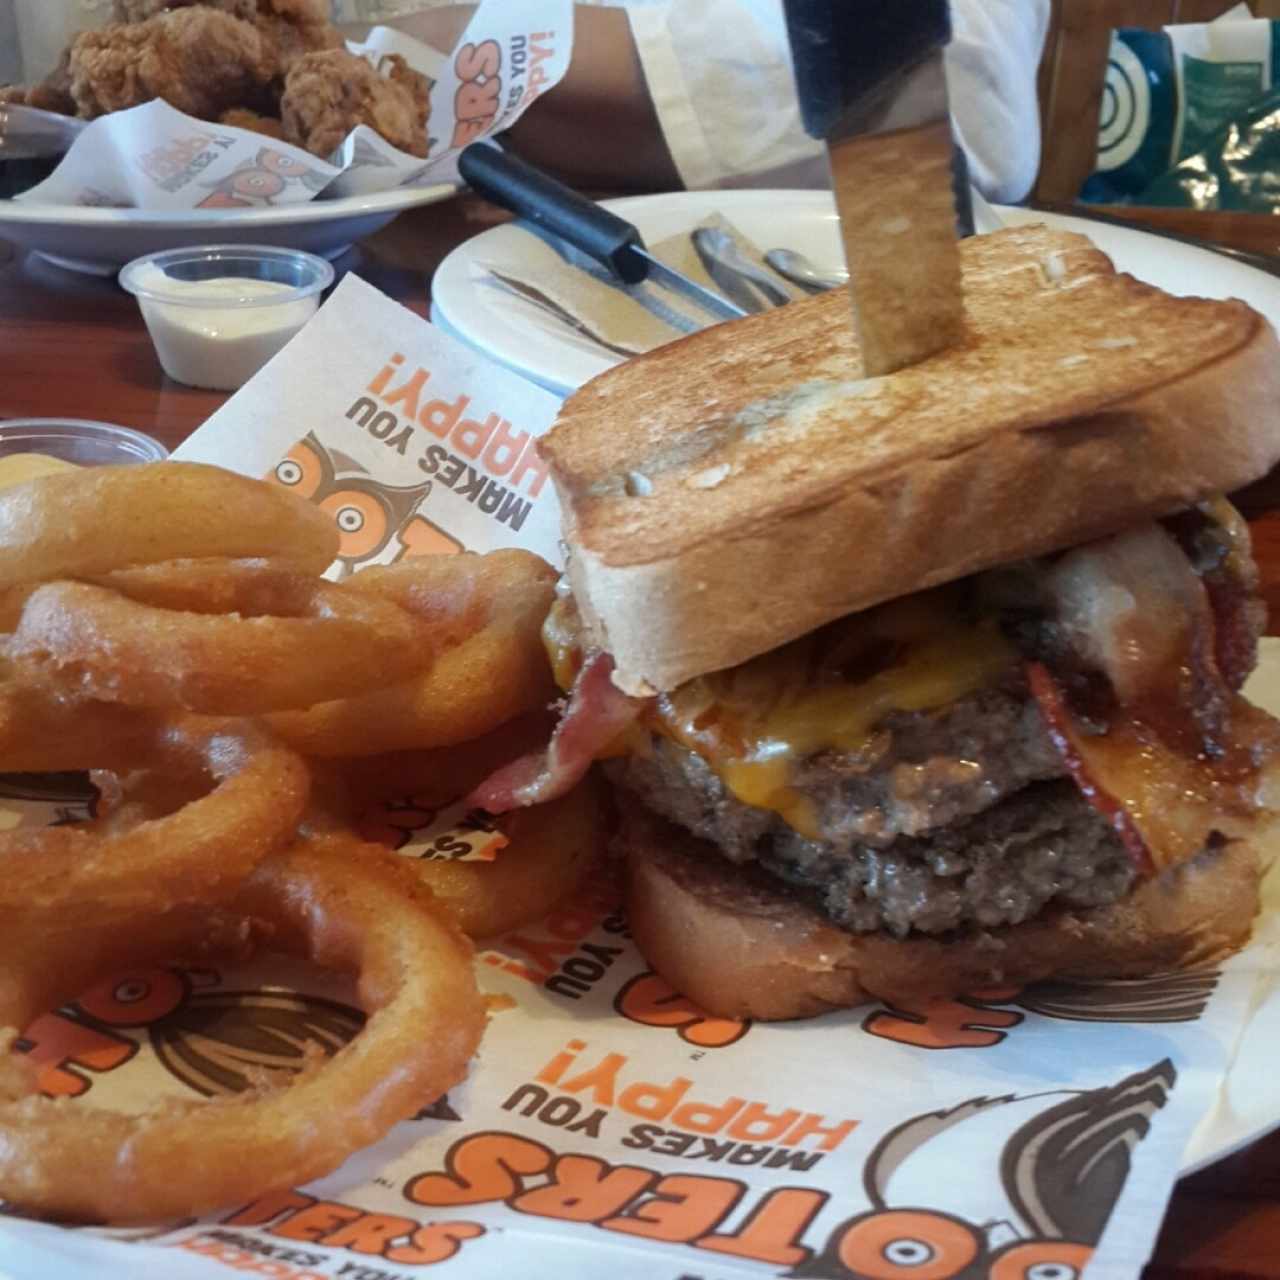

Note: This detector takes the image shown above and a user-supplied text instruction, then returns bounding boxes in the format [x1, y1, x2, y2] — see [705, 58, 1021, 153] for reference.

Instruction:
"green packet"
[1083, 9, 1280, 204]
[1137, 87, 1280, 210]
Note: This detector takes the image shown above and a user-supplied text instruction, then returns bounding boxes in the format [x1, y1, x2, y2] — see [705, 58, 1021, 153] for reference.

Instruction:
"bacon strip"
[1031, 516, 1280, 875]
[1030, 659, 1280, 875]
[1044, 523, 1221, 730]
[467, 651, 646, 813]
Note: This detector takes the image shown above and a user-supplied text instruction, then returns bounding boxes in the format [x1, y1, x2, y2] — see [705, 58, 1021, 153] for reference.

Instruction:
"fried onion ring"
[9, 559, 430, 714]
[0, 835, 485, 1224]
[267, 551, 557, 756]
[0, 718, 309, 917]
[0, 659, 161, 772]
[0, 462, 339, 587]
[323, 717, 606, 938]
[394, 780, 605, 940]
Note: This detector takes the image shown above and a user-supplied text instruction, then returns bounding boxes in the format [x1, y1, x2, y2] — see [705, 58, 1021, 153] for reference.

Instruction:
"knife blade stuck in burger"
[471, 223, 1280, 1021]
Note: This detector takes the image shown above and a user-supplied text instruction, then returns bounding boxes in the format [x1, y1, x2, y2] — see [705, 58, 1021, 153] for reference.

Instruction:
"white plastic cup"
[119, 245, 335, 392]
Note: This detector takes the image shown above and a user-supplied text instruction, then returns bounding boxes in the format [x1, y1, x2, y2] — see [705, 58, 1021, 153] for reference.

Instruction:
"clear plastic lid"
[0, 419, 169, 466]
[119, 244, 335, 310]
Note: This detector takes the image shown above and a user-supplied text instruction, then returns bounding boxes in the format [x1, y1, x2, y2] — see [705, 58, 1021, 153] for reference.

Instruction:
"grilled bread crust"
[544, 225, 1280, 695]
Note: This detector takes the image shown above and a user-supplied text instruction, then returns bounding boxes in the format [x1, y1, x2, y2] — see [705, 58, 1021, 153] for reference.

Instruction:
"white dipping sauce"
[131, 265, 319, 392]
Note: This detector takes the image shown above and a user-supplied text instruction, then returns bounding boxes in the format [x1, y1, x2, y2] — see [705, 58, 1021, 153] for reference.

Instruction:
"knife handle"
[780, 0, 951, 138]
[458, 144, 647, 284]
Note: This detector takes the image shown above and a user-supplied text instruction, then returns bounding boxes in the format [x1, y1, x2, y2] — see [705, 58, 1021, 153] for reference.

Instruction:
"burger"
[475, 223, 1280, 1020]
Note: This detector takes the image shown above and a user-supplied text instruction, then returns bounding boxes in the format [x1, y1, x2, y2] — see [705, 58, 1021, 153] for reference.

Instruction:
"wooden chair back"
[1034, 0, 1280, 203]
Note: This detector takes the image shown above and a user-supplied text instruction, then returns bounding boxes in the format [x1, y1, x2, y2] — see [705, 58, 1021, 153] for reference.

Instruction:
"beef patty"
[610, 723, 1136, 937]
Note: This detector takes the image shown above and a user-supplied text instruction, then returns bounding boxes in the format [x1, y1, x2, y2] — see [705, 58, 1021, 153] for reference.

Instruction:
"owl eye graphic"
[230, 169, 285, 199]
[75, 968, 190, 1029]
[258, 148, 310, 178]
[988, 1242, 1093, 1280]
[271, 437, 331, 500]
[268, 435, 433, 573]
[836, 1210, 982, 1280]
[321, 488, 390, 560]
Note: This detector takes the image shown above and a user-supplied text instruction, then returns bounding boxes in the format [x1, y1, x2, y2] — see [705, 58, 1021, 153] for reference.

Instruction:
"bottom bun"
[619, 802, 1262, 1021]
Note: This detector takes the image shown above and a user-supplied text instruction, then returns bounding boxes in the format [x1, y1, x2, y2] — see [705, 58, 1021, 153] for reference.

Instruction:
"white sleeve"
[624, 0, 826, 190]
[624, 0, 1050, 202]
[946, 0, 1051, 203]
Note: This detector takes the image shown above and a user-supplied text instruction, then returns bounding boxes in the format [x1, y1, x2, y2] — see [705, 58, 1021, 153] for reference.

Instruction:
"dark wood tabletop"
[2, 194, 1280, 1277]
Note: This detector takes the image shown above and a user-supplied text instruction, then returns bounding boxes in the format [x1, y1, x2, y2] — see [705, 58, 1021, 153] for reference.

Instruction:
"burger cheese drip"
[650, 591, 1016, 839]
[544, 589, 1020, 840]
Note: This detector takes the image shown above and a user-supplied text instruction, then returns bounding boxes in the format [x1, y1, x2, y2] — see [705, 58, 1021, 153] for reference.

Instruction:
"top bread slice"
[541, 224, 1280, 696]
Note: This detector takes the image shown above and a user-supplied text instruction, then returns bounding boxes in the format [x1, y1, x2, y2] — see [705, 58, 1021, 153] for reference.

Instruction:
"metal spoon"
[764, 248, 848, 294]
[692, 227, 793, 310]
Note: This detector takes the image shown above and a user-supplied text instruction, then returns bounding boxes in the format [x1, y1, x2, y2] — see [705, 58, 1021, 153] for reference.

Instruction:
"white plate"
[0, 183, 457, 276]
[431, 189, 1280, 397]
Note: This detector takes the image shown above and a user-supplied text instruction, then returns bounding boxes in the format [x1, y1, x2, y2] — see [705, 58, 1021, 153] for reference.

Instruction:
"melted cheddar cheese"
[542, 587, 1018, 840]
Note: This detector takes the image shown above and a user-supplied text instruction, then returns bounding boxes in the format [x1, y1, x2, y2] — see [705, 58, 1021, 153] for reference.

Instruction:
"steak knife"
[780, 0, 967, 376]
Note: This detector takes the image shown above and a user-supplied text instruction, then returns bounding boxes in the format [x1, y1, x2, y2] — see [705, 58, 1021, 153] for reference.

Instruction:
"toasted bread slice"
[542, 224, 1280, 695]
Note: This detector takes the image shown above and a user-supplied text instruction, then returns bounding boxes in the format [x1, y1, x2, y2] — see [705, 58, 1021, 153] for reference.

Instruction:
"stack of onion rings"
[0, 835, 484, 1224]
[0, 718, 309, 920]
[0, 461, 599, 1224]
[266, 550, 558, 756]
[11, 559, 432, 714]
[0, 462, 339, 586]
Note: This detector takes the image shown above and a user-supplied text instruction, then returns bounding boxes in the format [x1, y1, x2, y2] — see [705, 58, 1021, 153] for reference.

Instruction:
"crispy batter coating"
[111, 0, 339, 70]
[114, 0, 257, 19]
[69, 9, 278, 120]
[219, 106, 286, 139]
[281, 49, 430, 160]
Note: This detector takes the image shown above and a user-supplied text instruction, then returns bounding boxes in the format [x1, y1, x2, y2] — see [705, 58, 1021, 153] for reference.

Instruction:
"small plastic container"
[119, 245, 335, 392]
[0, 419, 169, 469]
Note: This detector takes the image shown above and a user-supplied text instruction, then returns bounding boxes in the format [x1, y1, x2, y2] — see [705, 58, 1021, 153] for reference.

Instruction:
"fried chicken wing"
[111, 0, 339, 70]
[113, 0, 254, 19]
[219, 107, 286, 140]
[281, 49, 430, 159]
[69, 8, 277, 120]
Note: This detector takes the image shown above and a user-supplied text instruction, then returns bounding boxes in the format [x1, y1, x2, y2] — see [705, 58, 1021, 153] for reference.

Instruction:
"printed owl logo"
[197, 147, 328, 209]
[269, 433, 451, 576]
[18, 966, 365, 1101]
[864, 972, 1220, 1050]
[1014, 973, 1218, 1024]
[791, 1060, 1175, 1280]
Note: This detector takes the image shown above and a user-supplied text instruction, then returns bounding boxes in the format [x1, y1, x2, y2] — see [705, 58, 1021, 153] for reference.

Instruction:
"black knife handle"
[458, 144, 646, 283]
[780, 0, 952, 139]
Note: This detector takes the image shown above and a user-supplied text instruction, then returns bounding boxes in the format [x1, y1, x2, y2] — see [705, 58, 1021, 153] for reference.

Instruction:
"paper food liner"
[2, 275, 1278, 1280]
[477, 212, 804, 357]
[15, 0, 573, 209]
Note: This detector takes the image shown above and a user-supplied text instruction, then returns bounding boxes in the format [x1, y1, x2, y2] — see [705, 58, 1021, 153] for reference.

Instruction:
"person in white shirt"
[373, 0, 1050, 201]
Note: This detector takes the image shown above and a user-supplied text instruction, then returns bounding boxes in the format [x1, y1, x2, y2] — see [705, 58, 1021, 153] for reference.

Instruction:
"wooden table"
[3, 196, 1280, 1278]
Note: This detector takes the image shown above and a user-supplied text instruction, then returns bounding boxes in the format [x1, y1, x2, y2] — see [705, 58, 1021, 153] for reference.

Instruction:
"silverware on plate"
[457, 144, 748, 324]
[763, 248, 847, 294]
[691, 227, 792, 311]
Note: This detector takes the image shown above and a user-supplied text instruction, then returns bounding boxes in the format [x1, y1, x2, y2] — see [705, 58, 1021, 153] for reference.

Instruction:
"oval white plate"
[0, 182, 457, 276]
[431, 189, 1280, 398]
